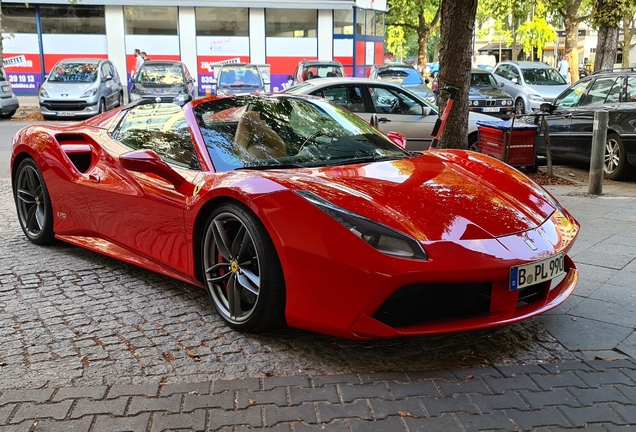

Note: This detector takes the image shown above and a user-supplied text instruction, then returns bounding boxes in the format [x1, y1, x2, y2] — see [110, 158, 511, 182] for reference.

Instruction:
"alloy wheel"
[16, 164, 48, 239]
[605, 136, 621, 175]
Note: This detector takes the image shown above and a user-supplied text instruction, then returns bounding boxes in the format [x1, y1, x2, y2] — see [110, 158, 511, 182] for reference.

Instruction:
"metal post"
[588, 110, 608, 196]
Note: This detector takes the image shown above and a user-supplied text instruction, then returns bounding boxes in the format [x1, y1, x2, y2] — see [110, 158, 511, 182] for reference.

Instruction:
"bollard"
[588, 110, 608, 196]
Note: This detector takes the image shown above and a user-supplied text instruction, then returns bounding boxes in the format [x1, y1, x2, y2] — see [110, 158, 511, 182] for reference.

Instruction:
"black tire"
[467, 133, 479, 151]
[117, 92, 124, 107]
[604, 133, 632, 180]
[13, 158, 55, 245]
[515, 98, 525, 115]
[201, 202, 286, 333]
[1, 110, 17, 119]
[98, 98, 105, 115]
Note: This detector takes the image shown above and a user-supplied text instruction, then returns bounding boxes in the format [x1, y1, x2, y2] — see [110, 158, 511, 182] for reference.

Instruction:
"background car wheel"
[98, 98, 105, 114]
[604, 133, 632, 180]
[515, 98, 525, 115]
[13, 158, 55, 245]
[201, 203, 286, 333]
[467, 133, 479, 151]
[117, 92, 124, 107]
[1, 110, 16, 119]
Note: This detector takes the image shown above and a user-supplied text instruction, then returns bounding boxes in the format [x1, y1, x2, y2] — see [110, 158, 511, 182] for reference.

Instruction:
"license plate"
[510, 253, 565, 291]
[484, 107, 500, 112]
[56, 112, 75, 117]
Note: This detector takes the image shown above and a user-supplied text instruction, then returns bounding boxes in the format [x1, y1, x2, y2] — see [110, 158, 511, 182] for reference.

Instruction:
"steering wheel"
[389, 98, 400, 113]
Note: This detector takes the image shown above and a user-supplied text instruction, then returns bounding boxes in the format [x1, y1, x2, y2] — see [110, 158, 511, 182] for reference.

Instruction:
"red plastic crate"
[478, 126, 536, 166]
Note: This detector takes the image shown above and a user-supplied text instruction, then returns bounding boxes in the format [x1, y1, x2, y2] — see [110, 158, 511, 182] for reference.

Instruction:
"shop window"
[40, 5, 105, 34]
[375, 12, 385, 37]
[266, 9, 317, 38]
[365, 10, 374, 36]
[196, 7, 248, 36]
[355, 9, 365, 35]
[124, 6, 178, 35]
[2, 4, 37, 33]
[334, 10, 354, 35]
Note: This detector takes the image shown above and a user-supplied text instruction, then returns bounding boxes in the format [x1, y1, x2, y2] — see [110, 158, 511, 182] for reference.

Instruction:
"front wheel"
[515, 98, 525, 115]
[117, 92, 124, 107]
[604, 133, 632, 180]
[201, 203, 286, 333]
[98, 98, 105, 115]
[13, 158, 55, 244]
[1, 110, 17, 119]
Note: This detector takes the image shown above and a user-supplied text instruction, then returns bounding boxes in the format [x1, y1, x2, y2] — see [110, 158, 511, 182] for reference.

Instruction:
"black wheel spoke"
[231, 225, 246, 258]
[212, 220, 233, 261]
[205, 262, 231, 283]
[227, 274, 242, 318]
[17, 188, 37, 204]
[26, 205, 39, 232]
[237, 270, 260, 295]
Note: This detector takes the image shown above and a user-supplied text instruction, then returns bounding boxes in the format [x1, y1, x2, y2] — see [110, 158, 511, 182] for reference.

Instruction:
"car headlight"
[471, 100, 480, 106]
[39, 87, 50, 98]
[173, 94, 188, 104]
[80, 87, 98, 98]
[528, 94, 544, 102]
[129, 93, 142, 101]
[296, 190, 428, 259]
[550, 210, 579, 251]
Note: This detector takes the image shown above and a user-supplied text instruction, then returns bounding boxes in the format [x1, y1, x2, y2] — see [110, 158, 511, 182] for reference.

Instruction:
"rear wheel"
[13, 158, 55, 244]
[201, 203, 286, 333]
[604, 133, 632, 180]
[515, 98, 525, 115]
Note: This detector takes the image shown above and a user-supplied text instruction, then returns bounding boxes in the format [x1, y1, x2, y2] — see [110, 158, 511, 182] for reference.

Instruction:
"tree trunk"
[621, 18, 634, 68]
[437, 0, 478, 149]
[0, 0, 4, 66]
[417, 11, 430, 68]
[563, 1, 582, 83]
[594, 26, 619, 71]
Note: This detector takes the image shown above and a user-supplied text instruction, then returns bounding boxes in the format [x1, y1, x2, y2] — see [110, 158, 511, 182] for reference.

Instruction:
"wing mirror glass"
[540, 102, 555, 114]
[120, 149, 194, 195]
[511, 77, 519, 84]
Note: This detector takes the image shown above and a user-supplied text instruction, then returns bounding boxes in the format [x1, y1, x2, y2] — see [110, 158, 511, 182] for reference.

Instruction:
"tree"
[620, 4, 636, 68]
[516, 3, 556, 61]
[437, 0, 478, 149]
[592, 0, 628, 71]
[544, 0, 592, 83]
[478, 0, 534, 61]
[386, 0, 440, 66]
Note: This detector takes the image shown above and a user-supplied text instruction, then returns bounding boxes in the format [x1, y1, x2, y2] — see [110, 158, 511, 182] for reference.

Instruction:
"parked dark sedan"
[469, 69, 514, 119]
[129, 61, 196, 106]
[537, 69, 636, 180]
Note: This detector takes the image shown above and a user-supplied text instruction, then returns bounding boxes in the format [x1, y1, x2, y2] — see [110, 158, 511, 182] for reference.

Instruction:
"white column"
[178, 7, 198, 93]
[105, 5, 127, 101]
[249, 9, 266, 64]
[318, 9, 333, 61]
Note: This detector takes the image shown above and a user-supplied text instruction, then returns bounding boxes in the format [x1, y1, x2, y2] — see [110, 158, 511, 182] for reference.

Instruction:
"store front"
[2, 0, 386, 96]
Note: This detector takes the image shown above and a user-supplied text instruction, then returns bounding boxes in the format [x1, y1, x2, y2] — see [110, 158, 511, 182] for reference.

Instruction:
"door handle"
[563, 113, 573, 118]
[378, 117, 391, 123]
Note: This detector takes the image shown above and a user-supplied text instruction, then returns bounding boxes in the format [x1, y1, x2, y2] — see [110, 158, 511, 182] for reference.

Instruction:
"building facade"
[2, 0, 387, 96]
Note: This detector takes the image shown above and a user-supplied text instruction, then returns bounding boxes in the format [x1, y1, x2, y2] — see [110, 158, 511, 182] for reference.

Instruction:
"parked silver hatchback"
[0, 67, 20, 119]
[39, 59, 124, 120]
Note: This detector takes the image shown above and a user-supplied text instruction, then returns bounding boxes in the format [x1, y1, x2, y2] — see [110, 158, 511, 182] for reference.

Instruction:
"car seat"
[326, 72, 336, 77]
[234, 111, 287, 160]
[221, 70, 237, 85]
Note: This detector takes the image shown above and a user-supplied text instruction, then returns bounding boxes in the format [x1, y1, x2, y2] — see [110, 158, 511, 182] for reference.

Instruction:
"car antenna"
[429, 85, 459, 150]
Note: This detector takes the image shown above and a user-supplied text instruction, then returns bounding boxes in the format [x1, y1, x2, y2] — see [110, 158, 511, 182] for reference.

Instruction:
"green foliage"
[386, 0, 440, 59]
[517, 4, 556, 59]
[591, 0, 633, 27]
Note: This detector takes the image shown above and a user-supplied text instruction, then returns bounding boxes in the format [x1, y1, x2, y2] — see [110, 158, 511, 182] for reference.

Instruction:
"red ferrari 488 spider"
[11, 94, 579, 339]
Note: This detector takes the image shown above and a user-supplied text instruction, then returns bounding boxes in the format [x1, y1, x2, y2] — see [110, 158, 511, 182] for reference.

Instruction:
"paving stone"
[263, 376, 310, 390]
[348, 416, 405, 432]
[52, 386, 107, 402]
[183, 392, 235, 411]
[11, 400, 73, 424]
[388, 381, 440, 399]
[288, 387, 339, 405]
[583, 360, 636, 371]
[403, 413, 464, 432]
[293, 419, 349, 432]
[0, 404, 16, 425]
[0, 422, 32, 432]
[484, 375, 540, 393]
[150, 410, 206, 432]
[264, 403, 317, 426]
[160, 382, 210, 396]
[610, 402, 636, 424]
[310, 374, 360, 387]
[358, 372, 409, 384]
[436, 378, 491, 397]
[494, 364, 546, 377]
[316, 400, 371, 422]
[617, 384, 636, 403]
[455, 411, 516, 432]
[575, 370, 635, 387]
[93, 413, 151, 432]
[107, 384, 159, 398]
[208, 406, 262, 429]
[451, 367, 502, 380]
[530, 371, 589, 390]
[33, 417, 93, 432]
[560, 404, 627, 427]
[420, 395, 479, 417]
[469, 392, 530, 413]
[237, 387, 287, 408]
[70, 397, 128, 419]
[0, 389, 55, 406]
[569, 386, 632, 406]
[236, 423, 290, 432]
[340, 383, 391, 402]
[127, 394, 181, 415]
[406, 370, 456, 382]
[212, 378, 260, 393]
[518, 389, 580, 409]
[539, 362, 595, 373]
[368, 398, 423, 419]
[506, 406, 572, 430]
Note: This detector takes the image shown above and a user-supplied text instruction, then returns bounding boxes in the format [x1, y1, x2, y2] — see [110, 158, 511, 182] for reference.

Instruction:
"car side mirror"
[387, 131, 407, 149]
[120, 149, 194, 196]
[540, 102, 555, 114]
[498, 82, 505, 88]
[511, 77, 519, 84]
[128, 76, 134, 83]
[424, 77, 430, 84]
[103, 75, 112, 82]
[286, 75, 294, 81]
[422, 107, 432, 116]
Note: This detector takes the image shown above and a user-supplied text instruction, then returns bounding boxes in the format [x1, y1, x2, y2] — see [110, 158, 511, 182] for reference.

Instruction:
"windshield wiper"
[323, 155, 408, 166]
[235, 163, 306, 171]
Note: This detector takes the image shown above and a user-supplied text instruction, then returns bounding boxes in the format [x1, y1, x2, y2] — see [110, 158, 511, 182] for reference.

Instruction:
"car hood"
[132, 83, 185, 95]
[403, 83, 434, 96]
[524, 84, 570, 101]
[252, 151, 555, 242]
[42, 82, 95, 98]
[469, 86, 510, 99]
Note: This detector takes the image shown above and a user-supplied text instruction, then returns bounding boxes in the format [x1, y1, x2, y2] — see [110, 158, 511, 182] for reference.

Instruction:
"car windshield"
[0, 68, 5, 80]
[471, 72, 498, 88]
[377, 69, 423, 86]
[136, 64, 184, 85]
[193, 95, 409, 172]
[521, 67, 567, 85]
[48, 62, 99, 83]
[284, 83, 314, 94]
[218, 65, 263, 87]
[303, 65, 344, 79]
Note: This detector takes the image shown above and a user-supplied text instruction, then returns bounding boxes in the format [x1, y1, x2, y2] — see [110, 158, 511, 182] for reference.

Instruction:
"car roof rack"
[592, 67, 636, 74]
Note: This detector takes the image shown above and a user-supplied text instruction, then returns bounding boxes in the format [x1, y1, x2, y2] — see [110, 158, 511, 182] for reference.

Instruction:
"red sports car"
[11, 94, 579, 339]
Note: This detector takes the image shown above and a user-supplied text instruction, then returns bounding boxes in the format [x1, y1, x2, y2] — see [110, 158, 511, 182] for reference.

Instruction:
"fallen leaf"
[263, 371, 275, 377]
[594, 356, 619, 361]
[248, 399, 255, 405]
[188, 390, 199, 394]
[0, 362, 7, 367]
[571, 317, 577, 321]
[465, 375, 475, 381]
[187, 350, 200, 361]
[568, 172, 576, 177]
[326, 372, 335, 376]
[398, 411, 418, 418]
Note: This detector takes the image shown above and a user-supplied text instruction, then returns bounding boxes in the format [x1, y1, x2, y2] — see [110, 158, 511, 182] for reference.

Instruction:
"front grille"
[42, 100, 93, 111]
[372, 282, 492, 328]
[141, 96, 174, 103]
[516, 282, 549, 307]
[486, 100, 496, 106]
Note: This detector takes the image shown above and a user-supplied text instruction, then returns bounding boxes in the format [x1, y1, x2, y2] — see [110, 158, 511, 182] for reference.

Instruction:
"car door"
[543, 79, 593, 159]
[100, 62, 115, 108]
[493, 64, 515, 98]
[568, 76, 622, 161]
[81, 103, 200, 274]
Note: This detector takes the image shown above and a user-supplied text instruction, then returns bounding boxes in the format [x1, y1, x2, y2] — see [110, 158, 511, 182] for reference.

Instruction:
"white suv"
[0, 68, 20, 119]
